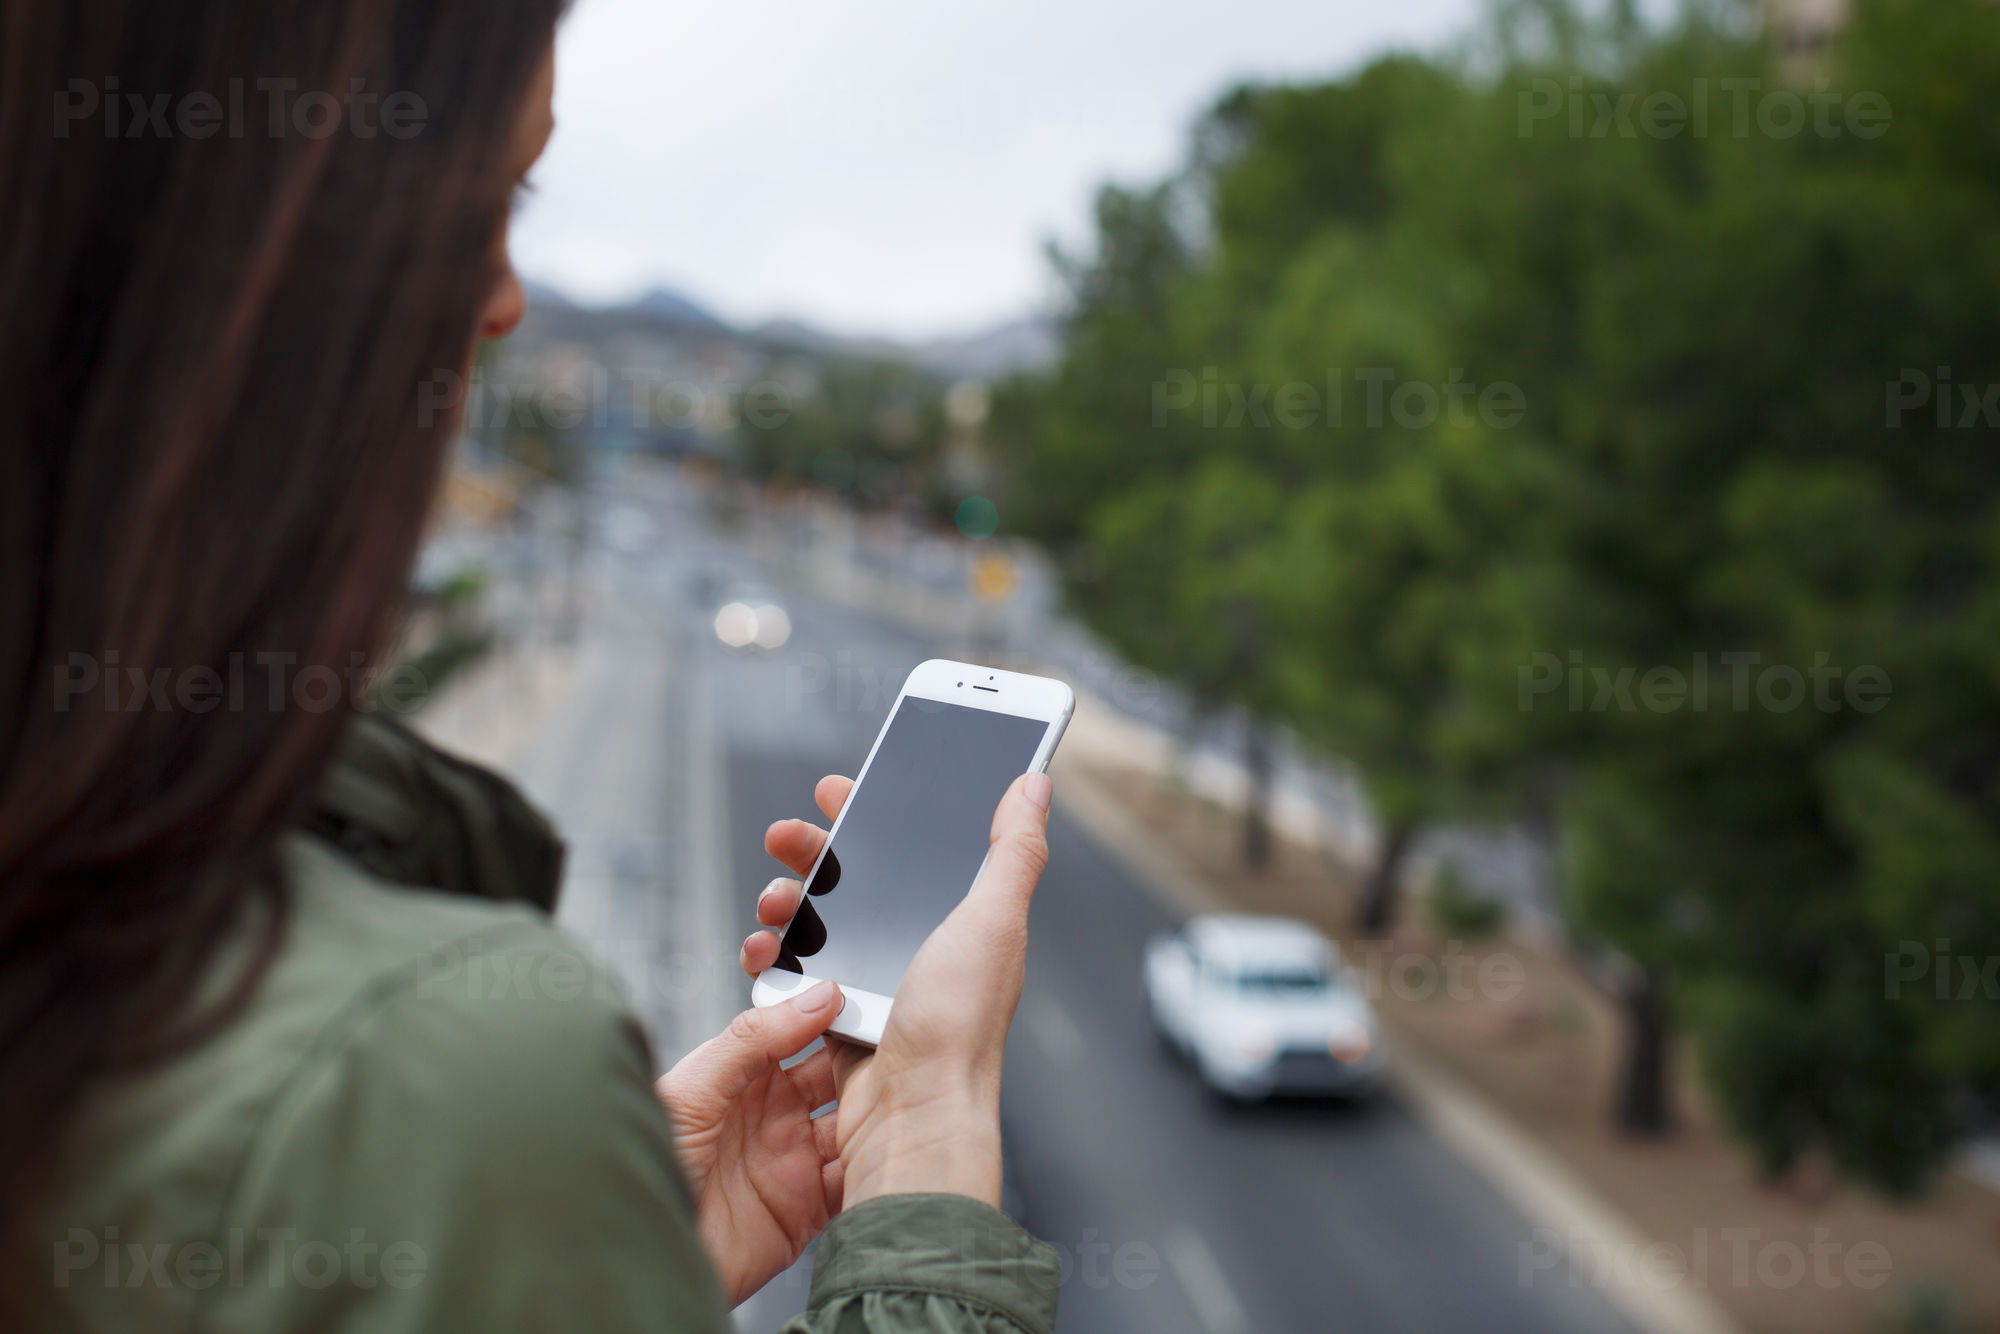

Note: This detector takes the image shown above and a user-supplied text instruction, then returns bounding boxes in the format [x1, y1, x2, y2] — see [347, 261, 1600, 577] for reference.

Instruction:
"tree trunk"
[1356, 823, 1412, 936]
[1241, 723, 1273, 870]
[1614, 964, 1674, 1138]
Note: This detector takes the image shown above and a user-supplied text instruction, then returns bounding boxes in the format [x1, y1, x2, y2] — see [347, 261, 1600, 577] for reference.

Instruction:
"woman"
[0, 2, 1060, 1330]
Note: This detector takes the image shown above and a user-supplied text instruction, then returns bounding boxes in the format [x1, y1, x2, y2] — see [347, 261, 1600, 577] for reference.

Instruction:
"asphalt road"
[652, 515, 1639, 1334]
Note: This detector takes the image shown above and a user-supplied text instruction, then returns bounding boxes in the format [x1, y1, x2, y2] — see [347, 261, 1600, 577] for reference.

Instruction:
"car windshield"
[1231, 967, 1328, 994]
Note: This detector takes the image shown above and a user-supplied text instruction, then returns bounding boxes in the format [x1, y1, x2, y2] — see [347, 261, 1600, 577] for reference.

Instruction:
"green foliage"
[436, 568, 488, 611]
[1427, 866, 1509, 941]
[739, 360, 950, 509]
[396, 628, 494, 714]
[997, 0, 2000, 1194]
[1876, 1280, 1973, 1334]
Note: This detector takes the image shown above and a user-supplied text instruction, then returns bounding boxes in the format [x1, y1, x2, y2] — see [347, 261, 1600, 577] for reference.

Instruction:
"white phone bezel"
[748, 658, 1075, 1047]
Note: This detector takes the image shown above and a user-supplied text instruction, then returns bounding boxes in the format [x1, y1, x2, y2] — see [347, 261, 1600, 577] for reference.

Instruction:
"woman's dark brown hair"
[0, 0, 563, 1305]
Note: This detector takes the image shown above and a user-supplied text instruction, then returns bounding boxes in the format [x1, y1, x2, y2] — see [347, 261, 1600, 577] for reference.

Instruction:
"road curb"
[1049, 754, 1231, 919]
[1387, 1040, 1749, 1334]
[1053, 760, 1749, 1334]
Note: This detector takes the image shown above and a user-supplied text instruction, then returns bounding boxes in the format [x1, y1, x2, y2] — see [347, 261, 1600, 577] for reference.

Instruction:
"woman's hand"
[744, 770, 1053, 1208]
[656, 981, 845, 1306]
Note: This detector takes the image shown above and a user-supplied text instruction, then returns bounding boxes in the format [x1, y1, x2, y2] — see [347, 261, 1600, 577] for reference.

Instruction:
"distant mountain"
[913, 317, 1059, 380]
[517, 275, 1058, 380]
[520, 278, 576, 309]
[630, 286, 728, 330]
[751, 317, 886, 357]
[753, 314, 1058, 380]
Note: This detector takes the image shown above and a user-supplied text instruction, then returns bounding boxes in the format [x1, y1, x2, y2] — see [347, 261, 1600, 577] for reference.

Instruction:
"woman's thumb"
[683, 981, 843, 1095]
[971, 772, 1052, 912]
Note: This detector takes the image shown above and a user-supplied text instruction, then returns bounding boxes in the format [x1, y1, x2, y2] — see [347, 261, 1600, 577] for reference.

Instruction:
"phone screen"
[774, 695, 1050, 997]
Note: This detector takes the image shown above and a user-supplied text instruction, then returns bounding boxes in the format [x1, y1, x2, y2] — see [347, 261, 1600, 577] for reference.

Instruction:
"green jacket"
[38, 717, 1061, 1333]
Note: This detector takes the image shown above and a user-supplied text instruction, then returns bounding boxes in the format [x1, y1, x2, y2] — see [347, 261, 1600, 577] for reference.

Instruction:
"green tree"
[1000, 0, 2000, 1193]
[1478, 0, 2000, 1175]
[742, 360, 948, 508]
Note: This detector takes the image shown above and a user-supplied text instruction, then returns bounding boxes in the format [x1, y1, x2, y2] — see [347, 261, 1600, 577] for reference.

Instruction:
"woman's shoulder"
[98, 829, 653, 1170]
[44, 833, 694, 1331]
[277, 828, 603, 1004]
[271, 828, 663, 1117]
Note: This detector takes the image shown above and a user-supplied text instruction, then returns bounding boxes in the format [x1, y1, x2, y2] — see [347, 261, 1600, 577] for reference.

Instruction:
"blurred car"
[711, 585, 792, 650]
[1144, 914, 1381, 1101]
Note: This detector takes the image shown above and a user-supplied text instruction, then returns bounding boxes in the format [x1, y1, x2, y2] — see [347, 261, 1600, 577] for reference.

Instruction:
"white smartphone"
[749, 658, 1074, 1046]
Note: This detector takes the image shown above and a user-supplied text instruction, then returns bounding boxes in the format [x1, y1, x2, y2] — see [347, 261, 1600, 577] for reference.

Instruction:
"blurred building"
[1766, 0, 1847, 53]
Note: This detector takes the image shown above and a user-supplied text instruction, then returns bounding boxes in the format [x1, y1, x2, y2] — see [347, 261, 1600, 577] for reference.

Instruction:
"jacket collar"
[298, 713, 565, 911]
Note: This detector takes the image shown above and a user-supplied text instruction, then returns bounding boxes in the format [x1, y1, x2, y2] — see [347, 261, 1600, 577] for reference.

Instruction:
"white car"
[1144, 914, 1382, 1101]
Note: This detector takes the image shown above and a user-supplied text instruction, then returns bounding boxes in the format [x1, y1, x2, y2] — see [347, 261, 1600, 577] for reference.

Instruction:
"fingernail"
[794, 980, 839, 1015]
[759, 878, 786, 906]
[1023, 772, 1053, 812]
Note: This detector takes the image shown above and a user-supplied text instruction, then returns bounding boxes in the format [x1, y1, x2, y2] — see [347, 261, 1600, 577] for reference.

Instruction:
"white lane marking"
[1022, 993, 1086, 1068]
[1165, 1227, 1250, 1334]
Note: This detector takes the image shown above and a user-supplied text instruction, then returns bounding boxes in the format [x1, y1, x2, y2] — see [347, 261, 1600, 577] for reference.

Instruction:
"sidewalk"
[413, 558, 739, 1066]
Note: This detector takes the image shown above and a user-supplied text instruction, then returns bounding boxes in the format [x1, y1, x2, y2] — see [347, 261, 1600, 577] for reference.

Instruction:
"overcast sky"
[511, 0, 1484, 340]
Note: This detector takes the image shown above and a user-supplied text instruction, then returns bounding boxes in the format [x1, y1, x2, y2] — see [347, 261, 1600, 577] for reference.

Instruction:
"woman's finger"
[765, 819, 829, 879]
[818, 1136, 844, 1212]
[762, 778, 854, 879]
[740, 930, 782, 976]
[814, 774, 855, 821]
[757, 877, 804, 927]
[826, 1035, 872, 1092]
[784, 1042, 838, 1111]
